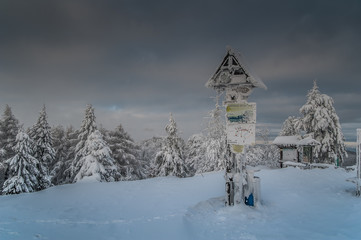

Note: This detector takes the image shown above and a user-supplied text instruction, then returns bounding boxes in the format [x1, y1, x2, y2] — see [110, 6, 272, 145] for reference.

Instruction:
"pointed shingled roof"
[206, 50, 267, 91]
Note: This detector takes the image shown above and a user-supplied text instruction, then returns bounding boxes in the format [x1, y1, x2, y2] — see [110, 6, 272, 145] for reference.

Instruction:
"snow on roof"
[273, 135, 320, 147]
[273, 135, 301, 146]
[206, 50, 267, 90]
[298, 137, 321, 146]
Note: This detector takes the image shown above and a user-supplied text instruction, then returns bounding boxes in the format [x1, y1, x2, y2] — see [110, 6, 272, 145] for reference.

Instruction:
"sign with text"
[227, 123, 256, 145]
[226, 102, 256, 124]
[226, 102, 256, 145]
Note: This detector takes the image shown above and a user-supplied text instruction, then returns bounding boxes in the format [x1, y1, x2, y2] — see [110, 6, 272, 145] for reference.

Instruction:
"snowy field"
[1, 167, 361, 240]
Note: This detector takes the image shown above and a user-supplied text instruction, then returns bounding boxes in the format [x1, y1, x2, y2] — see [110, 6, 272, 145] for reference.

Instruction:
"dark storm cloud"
[0, 0, 360, 141]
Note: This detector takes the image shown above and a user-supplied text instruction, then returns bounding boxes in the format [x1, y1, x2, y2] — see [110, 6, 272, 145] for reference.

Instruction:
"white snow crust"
[0, 167, 360, 240]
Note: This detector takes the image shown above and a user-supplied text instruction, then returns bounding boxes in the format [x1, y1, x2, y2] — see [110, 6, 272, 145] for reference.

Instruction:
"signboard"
[226, 102, 256, 146]
[227, 124, 255, 145]
[226, 103, 256, 124]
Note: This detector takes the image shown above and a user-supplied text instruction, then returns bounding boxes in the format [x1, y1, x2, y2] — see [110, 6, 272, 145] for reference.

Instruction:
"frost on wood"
[73, 130, 119, 183]
[206, 50, 267, 92]
[151, 114, 190, 178]
[2, 130, 50, 194]
[299, 81, 347, 164]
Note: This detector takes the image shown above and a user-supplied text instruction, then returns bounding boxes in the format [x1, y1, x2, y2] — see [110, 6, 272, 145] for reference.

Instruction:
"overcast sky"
[0, 0, 360, 142]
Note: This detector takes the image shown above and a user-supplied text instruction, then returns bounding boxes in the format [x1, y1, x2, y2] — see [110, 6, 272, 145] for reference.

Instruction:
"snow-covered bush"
[244, 144, 280, 168]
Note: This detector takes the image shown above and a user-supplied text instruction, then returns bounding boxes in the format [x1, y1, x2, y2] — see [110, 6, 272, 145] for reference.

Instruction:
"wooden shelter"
[273, 135, 320, 167]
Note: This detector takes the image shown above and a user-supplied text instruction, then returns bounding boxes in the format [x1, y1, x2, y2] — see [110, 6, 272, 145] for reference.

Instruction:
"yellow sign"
[231, 145, 244, 153]
[226, 102, 256, 124]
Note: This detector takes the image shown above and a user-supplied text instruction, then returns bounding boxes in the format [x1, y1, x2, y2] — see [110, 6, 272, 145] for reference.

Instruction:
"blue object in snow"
[245, 193, 254, 206]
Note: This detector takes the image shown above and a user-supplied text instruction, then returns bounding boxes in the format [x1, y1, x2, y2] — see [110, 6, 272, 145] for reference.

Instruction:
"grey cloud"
[0, 0, 360, 141]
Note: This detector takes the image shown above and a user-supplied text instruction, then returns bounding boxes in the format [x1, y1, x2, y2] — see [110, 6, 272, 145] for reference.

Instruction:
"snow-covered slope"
[1, 167, 360, 240]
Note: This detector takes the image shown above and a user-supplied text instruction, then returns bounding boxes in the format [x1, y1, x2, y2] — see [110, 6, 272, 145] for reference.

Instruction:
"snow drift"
[1, 167, 361, 240]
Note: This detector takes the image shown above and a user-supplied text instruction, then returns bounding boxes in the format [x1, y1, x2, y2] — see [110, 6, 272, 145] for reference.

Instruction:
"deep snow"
[1, 167, 360, 240]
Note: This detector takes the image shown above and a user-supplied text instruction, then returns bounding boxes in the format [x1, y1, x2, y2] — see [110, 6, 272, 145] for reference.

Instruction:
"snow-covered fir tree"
[76, 104, 97, 154]
[28, 105, 55, 177]
[151, 114, 189, 178]
[69, 104, 97, 181]
[299, 81, 347, 163]
[73, 130, 119, 182]
[201, 99, 227, 173]
[0, 105, 20, 162]
[279, 116, 300, 136]
[0, 161, 6, 194]
[140, 136, 164, 165]
[2, 130, 51, 194]
[50, 126, 73, 184]
[105, 125, 147, 180]
[257, 127, 270, 143]
[52, 126, 78, 185]
[184, 133, 206, 175]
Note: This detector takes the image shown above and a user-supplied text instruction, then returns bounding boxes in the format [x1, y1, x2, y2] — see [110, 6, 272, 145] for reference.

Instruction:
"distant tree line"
[0, 99, 279, 195]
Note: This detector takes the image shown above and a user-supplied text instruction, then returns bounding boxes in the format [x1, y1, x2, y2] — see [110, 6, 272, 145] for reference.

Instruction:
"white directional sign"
[227, 124, 256, 145]
[226, 102, 256, 145]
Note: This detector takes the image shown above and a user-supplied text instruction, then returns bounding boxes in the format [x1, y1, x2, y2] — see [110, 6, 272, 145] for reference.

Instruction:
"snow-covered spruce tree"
[0, 161, 6, 194]
[105, 125, 147, 180]
[73, 130, 119, 182]
[49, 125, 67, 180]
[151, 114, 189, 178]
[140, 136, 163, 164]
[69, 104, 97, 181]
[28, 105, 55, 178]
[299, 81, 347, 163]
[52, 126, 79, 185]
[279, 116, 300, 136]
[0, 105, 20, 162]
[2, 130, 50, 194]
[184, 133, 206, 175]
[201, 100, 227, 173]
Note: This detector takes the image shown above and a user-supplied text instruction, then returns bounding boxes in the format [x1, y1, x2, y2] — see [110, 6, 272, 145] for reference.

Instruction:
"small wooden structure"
[273, 135, 320, 168]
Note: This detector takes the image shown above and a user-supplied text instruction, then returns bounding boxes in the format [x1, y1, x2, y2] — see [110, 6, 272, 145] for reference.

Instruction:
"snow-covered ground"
[1, 167, 361, 240]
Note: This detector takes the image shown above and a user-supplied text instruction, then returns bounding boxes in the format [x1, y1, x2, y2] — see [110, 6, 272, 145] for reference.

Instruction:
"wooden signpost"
[206, 49, 266, 206]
